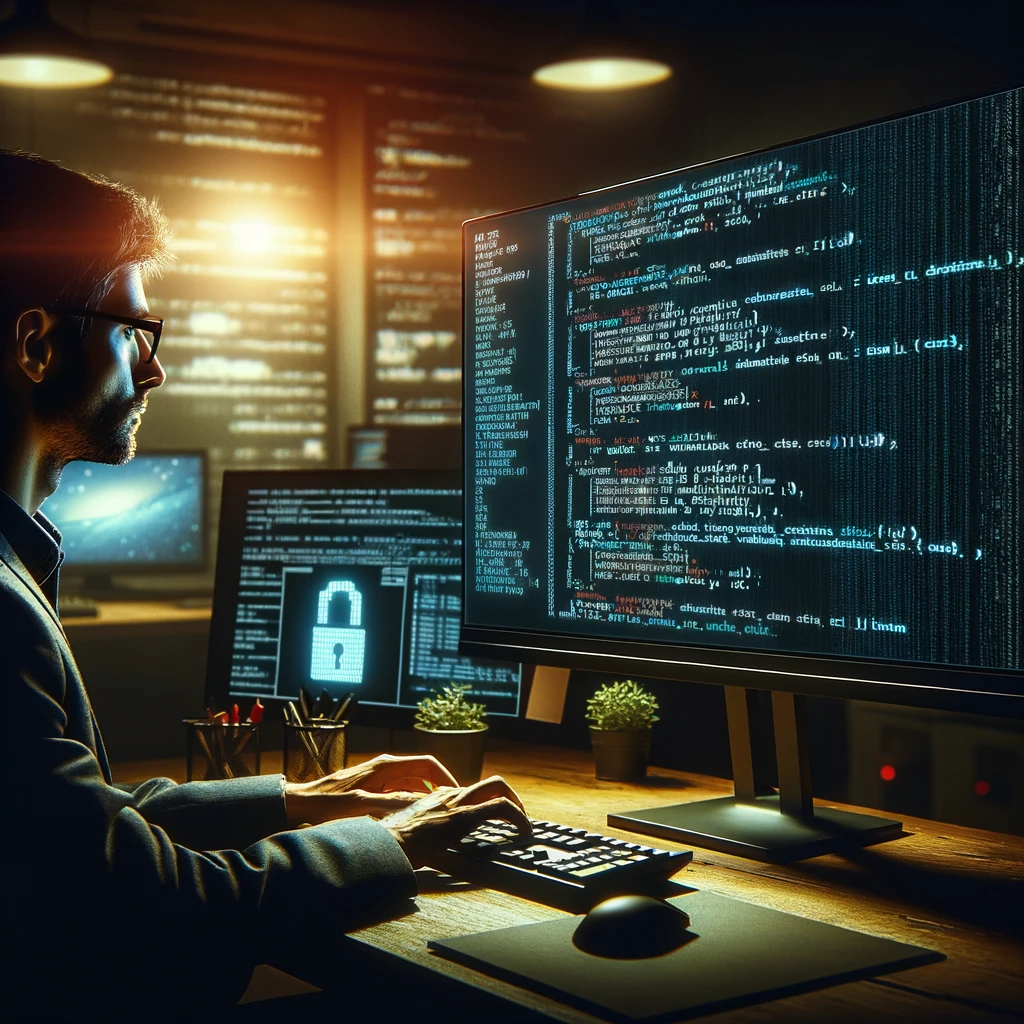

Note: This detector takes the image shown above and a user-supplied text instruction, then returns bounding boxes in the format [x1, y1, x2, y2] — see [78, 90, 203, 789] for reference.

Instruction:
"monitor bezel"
[206, 468, 527, 729]
[460, 84, 1024, 719]
[49, 449, 208, 577]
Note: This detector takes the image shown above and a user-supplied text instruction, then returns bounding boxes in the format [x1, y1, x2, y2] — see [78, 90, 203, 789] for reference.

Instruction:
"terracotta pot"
[414, 725, 488, 784]
[589, 727, 652, 781]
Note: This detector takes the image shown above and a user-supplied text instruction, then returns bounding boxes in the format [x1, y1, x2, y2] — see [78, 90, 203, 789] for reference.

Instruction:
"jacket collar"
[0, 531, 68, 642]
[0, 527, 110, 780]
[0, 487, 62, 591]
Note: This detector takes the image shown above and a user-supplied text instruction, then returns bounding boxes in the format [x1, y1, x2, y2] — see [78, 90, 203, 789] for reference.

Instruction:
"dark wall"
[530, 3, 1022, 204]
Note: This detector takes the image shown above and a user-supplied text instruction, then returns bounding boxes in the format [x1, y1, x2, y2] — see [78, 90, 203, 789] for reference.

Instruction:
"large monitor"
[206, 469, 522, 724]
[42, 452, 207, 591]
[461, 87, 1023, 859]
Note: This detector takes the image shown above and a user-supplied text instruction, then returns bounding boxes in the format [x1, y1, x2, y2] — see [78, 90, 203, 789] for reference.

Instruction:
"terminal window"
[465, 88, 1022, 676]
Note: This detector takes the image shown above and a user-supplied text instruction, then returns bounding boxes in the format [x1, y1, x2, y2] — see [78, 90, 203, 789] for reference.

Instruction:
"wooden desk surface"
[112, 741, 1024, 1023]
[62, 600, 211, 639]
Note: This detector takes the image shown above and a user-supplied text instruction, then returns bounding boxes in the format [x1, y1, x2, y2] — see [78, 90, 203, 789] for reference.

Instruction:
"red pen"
[231, 703, 240, 725]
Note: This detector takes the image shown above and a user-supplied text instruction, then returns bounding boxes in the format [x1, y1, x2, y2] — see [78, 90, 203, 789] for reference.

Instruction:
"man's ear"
[12, 308, 61, 384]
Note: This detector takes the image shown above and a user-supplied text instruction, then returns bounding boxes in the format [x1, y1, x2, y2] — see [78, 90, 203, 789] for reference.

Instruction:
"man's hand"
[284, 753, 459, 829]
[379, 776, 532, 869]
[327, 752, 459, 794]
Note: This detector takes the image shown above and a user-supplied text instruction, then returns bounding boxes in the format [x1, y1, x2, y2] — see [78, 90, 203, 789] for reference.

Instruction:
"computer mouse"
[571, 894, 692, 959]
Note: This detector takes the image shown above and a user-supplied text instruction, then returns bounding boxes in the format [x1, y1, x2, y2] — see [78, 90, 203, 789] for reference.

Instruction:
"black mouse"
[572, 894, 692, 959]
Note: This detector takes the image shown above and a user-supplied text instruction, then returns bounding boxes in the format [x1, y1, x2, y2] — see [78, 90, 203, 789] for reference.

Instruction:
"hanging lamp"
[0, 1, 113, 89]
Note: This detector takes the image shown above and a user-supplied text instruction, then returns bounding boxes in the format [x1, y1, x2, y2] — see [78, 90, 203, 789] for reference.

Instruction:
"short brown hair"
[0, 150, 173, 331]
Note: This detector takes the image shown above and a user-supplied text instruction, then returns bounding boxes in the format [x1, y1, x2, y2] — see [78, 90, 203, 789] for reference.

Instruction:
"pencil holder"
[184, 720, 261, 782]
[283, 720, 348, 782]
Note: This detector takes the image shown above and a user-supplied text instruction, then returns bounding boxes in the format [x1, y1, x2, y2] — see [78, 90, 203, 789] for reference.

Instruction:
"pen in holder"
[283, 719, 348, 783]
[184, 719, 261, 781]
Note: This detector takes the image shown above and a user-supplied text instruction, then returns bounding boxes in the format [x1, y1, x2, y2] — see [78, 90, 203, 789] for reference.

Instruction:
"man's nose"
[136, 348, 166, 389]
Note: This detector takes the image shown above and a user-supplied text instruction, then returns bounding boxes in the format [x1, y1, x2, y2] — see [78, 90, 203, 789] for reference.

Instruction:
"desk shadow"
[793, 837, 1024, 940]
[624, 773, 702, 791]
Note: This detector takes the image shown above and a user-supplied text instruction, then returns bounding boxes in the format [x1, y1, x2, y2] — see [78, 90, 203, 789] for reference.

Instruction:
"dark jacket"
[0, 529, 416, 1020]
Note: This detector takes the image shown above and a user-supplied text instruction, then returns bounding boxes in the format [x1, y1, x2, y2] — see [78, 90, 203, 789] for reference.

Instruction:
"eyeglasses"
[58, 306, 164, 364]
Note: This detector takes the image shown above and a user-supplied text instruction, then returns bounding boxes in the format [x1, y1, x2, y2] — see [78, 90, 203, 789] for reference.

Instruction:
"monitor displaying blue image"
[43, 453, 206, 571]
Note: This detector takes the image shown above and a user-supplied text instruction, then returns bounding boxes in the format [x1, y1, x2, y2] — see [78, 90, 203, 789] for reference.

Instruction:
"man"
[0, 151, 531, 1020]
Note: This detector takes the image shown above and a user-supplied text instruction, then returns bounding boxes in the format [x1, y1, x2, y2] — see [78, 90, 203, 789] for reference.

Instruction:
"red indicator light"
[880, 764, 897, 782]
[974, 779, 991, 797]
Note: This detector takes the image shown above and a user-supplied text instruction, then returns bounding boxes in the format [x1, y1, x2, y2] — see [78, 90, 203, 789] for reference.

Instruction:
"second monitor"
[207, 469, 522, 721]
[42, 451, 206, 595]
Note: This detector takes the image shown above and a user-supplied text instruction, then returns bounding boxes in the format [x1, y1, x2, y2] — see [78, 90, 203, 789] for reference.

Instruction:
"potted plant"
[414, 683, 488, 784]
[586, 679, 659, 781]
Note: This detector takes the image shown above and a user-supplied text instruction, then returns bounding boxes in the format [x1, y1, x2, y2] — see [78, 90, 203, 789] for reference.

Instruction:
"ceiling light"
[532, 56, 672, 92]
[0, 1, 113, 89]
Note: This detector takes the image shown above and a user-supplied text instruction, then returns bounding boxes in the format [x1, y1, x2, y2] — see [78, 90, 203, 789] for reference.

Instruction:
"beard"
[34, 332, 146, 467]
[72, 391, 146, 465]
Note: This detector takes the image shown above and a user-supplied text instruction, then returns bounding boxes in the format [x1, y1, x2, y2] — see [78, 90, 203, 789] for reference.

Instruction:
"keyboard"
[437, 818, 692, 913]
[58, 594, 99, 618]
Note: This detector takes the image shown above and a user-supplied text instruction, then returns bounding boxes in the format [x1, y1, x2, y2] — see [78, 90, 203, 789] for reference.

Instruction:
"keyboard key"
[569, 863, 617, 878]
[536, 862, 571, 875]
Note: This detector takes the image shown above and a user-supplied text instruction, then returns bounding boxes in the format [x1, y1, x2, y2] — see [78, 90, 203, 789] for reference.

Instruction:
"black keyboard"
[437, 818, 692, 913]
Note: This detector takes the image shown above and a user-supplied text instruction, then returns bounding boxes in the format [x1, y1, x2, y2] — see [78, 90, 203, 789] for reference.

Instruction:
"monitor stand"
[607, 686, 903, 863]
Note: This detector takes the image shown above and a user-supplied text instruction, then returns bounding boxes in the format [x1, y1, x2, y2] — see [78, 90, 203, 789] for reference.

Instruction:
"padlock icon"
[310, 581, 366, 684]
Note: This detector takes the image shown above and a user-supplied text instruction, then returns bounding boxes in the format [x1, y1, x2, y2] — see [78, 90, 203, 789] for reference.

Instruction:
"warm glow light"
[189, 311, 235, 336]
[532, 56, 671, 91]
[230, 219, 275, 254]
[0, 54, 112, 88]
[880, 764, 897, 782]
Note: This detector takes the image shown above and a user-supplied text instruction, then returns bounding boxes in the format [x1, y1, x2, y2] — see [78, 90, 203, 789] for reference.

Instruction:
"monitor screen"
[207, 469, 522, 717]
[42, 453, 206, 572]
[348, 427, 389, 469]
[462, 87, 1023, 714]
[347, 424, 463, 470]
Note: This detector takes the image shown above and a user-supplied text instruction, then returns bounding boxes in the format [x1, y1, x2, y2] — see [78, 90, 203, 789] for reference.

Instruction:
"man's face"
[37, 265, 165, 465]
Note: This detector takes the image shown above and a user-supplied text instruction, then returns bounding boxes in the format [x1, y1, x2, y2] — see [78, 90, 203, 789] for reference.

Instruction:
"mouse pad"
[428, 890, 943, 1023]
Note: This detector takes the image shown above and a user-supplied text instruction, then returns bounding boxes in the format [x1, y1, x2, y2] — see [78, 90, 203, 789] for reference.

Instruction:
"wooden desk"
[62, 599, 211, 641]
[112, 741, 1024, 1023]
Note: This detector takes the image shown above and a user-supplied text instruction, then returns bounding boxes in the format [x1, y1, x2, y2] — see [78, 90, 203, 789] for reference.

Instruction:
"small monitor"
[347, 424, 462, 470]
[206, 469, 522, 722]
[42, 452, 206, 587]
[348, 427, 389, 469]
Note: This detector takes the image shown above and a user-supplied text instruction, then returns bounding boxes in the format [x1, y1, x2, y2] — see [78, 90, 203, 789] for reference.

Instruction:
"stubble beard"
[61, 393, 145, 466]
[35, 349, 146, 468]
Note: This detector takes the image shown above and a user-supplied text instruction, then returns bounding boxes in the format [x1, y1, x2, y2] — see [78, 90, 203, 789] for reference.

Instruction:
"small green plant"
[415, 683, 487, 731]
[585, 679, 659, 731]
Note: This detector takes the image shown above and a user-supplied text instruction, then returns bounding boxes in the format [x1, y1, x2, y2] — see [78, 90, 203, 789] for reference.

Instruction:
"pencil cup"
[283, 720, 347, 783]
[184, 720, 261, 782]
